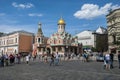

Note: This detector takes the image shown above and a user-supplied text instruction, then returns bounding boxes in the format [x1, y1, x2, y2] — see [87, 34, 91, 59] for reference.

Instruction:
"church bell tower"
[57, 17, 66, 33]
[36, 22, 44, 44]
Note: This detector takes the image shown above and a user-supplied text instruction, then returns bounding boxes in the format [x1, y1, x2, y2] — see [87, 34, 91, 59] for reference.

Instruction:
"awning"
[82, 46, 91, 49]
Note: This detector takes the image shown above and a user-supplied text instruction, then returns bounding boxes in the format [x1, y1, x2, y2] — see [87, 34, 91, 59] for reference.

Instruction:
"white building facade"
[76, 27, 108, 52]
[76, 30, 95, 48]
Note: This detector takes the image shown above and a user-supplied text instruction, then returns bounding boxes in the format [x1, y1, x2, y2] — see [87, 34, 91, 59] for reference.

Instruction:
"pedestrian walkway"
[0, 59, 120, 80]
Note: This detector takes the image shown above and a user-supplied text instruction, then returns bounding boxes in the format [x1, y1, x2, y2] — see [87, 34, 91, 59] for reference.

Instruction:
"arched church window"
[38, 38, 40, 42]
[59, 40, 60, 43]
[117, 37, 120, 41]
[112, 35, 116, 43]
[54, 39, 55, 44]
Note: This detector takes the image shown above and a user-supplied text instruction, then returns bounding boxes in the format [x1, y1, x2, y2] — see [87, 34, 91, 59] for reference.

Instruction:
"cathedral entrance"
[74, 48, 78, 55]
[46, 48, 51, 56]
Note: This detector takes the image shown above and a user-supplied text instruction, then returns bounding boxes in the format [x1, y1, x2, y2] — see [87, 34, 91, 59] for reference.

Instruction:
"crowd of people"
[0, 51, 120, 70]
[0, 53, 21, 67]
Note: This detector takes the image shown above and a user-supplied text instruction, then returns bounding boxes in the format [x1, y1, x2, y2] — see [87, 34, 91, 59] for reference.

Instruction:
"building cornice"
[106, 8, 120, 17]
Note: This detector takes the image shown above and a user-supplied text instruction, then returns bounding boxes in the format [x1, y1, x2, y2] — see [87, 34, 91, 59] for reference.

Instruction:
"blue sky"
[0, 0, 120, 37]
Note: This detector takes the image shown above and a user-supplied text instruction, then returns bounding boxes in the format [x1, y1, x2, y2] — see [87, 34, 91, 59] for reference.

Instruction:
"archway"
[74, 47, 78, 55]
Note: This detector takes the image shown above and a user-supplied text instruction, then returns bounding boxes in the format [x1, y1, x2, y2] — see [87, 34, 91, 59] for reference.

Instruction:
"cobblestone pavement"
[0, 60, 120, 80]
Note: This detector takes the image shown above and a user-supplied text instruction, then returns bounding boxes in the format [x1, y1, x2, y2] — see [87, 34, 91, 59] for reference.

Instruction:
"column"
[62, 47, 65, 54]
[56, 47, 58, 52]
[41, 48, 44, 53]
[50, 47, 53, 54]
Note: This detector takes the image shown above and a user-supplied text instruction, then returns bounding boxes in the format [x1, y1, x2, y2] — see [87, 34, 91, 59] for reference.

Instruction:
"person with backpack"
[50, 53, 55, 66]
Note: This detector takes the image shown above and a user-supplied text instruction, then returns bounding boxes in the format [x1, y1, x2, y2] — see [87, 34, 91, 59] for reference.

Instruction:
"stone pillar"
[56, 47, 58, 52]
[62, 47, 65, 54]
[50, 47, 53, 54]
[41, 48, 44, 53]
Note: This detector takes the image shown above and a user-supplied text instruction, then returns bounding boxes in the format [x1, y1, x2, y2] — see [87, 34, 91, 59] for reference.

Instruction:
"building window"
[117, 37, 120, 41]
[2, 50, 3, 54]
[8, 39, 14, 44]
[4, 40, 5, 45]
[54, 39, 55, 44]
[38, 38, 40, 42]
[15, 50, 17, 54]
[113, 35, 116, 43]
[15, 38, 17, 43]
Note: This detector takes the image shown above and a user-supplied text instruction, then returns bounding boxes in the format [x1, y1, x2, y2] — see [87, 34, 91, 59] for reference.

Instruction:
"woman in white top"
[105, 53, 110, 70]
[26, 55, 29, 64]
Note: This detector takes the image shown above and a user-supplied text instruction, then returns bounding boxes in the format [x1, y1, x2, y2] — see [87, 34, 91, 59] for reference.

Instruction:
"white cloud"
[12, 2, 34, 9]
[28, 13, 43, 17]
[74, 3, 120, 19]
[0, 13, 5, 16]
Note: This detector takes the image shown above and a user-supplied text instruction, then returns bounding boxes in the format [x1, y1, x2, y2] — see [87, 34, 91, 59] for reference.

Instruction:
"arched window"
[59, 40, 61, 43]
[15, 38, 17, 43]
[14, 50, 17, 54]
[38, 38, 40, 43]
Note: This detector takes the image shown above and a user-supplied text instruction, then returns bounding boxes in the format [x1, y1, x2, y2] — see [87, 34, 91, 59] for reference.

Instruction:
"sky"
[0, 0, 120, 37]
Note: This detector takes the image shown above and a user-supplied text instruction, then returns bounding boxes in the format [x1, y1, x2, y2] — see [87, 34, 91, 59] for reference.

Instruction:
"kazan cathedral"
[32, 17, 82, 56]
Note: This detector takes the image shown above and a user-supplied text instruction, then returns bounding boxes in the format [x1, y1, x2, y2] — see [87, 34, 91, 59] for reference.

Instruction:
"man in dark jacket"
[110, 53, 114, 69]
[118, 52, 120, 69]
[1, 54, 5, 67]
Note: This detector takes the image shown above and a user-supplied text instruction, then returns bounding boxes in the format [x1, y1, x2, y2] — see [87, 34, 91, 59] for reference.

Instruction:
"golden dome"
[58, 18, 65, 25]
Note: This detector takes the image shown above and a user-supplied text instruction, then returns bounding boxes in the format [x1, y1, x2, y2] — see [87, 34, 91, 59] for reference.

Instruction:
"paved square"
[0, 60, 120, 80]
